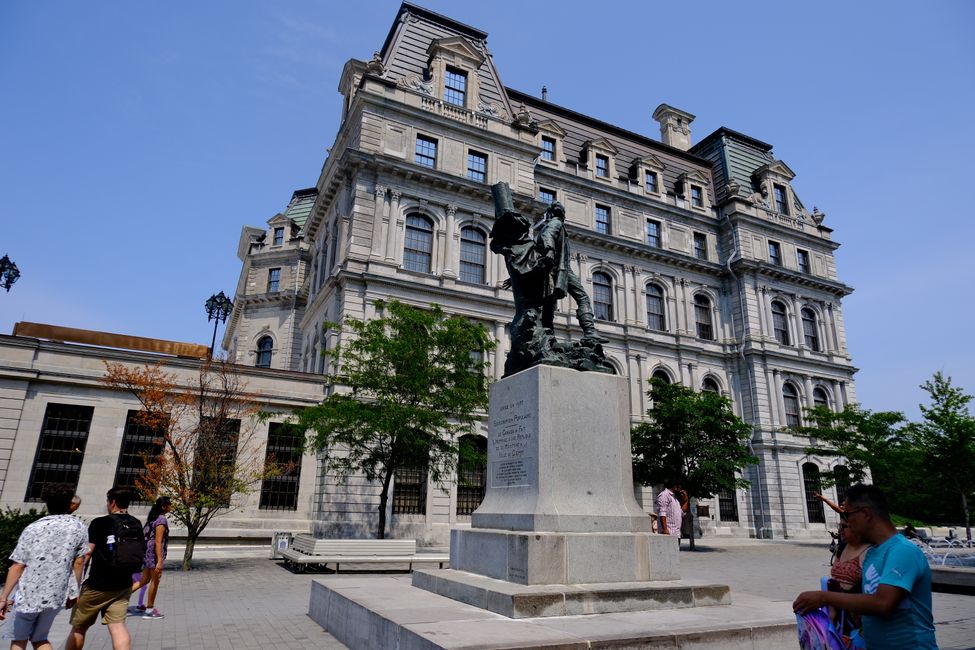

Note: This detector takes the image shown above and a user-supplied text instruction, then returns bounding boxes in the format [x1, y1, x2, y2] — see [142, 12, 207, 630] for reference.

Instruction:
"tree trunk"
[687, 510, 696, 551]
[181, 533, 197, 571]
[377, 471, 394, 540]
[961, 491, 971, 542]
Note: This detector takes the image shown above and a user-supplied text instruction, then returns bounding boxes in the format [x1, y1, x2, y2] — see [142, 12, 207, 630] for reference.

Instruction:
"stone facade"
[223, 4, 856, 542]
[0, 334, 326, 538]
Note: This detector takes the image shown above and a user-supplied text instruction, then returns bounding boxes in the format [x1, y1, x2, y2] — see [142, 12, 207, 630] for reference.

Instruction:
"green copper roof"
[283, 188, 317, 229]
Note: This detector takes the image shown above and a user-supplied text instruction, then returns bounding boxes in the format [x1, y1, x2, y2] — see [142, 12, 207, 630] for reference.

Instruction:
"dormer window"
[273, 227, 284, 246]
[595, 155, 609, 178]
[444, 67, 467, 107]
[583, 138, 618, 183]
[677, 171, 712, 211]
[541, 136, 556, 161]
[691, 185, 704, 208]
[646, 170, 658, 193]
[774, 184, 789, 214]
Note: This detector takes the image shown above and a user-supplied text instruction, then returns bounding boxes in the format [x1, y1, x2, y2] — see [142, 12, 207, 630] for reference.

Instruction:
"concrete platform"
[932, 566, 975, 595]
[309, 575, 799, 649]
[412, 568, 729, 618]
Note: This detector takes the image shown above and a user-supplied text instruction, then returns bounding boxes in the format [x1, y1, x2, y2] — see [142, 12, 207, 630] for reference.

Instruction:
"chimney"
[652, 104, 696, 151]
[541, 85, 548, 102]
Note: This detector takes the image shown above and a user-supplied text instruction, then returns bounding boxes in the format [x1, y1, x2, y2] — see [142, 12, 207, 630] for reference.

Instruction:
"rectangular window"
[768, 241, 782, 266]
[595, 154, 609, 178]
[718, 489, 739, 522]
[444, 67, 467, 107]
[774, 184, 789, 214]
[691, 185, 704, 208]
[797, 249, 810, 273]
[267, 268, 281, 292]
[392, 462, 427, 514]
[646, 219, 661, 248]
[415, 135, 437, 169]
[693, 232, 708, 260]
[259, 423, 303, 511]
[540, 136, 556, 161]
[113, 410, 165, 505]
[25, 404, 94, 502]
[538, 188, 556, 204]
[272, 227, 284, 246]
[467, 150, 487, 183]
[645, 170, 658, 193]
[194, 417, 241, 508]
[595, 205, 610, 235]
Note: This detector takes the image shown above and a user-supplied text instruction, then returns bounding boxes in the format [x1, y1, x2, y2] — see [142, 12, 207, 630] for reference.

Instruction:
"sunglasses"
[840, 507, 868, 521]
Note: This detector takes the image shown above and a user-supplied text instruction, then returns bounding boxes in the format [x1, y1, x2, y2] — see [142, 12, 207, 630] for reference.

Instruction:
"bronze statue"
[489, 182, 612, 377]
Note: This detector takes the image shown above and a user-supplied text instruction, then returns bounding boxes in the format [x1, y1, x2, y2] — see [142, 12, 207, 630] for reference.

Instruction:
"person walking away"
[135, 497, 171, 619]
[655, 479, 688, 539]
[66, 487, 146, 650]
[794, 484, 938, 649]
[0, 485, 88, 650]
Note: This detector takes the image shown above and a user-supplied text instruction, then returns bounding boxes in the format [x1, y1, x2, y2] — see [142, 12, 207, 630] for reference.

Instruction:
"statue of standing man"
[489, 182, 612, 376]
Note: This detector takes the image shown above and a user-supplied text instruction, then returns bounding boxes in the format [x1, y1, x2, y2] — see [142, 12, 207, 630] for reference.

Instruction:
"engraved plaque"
[489, 397, 535, 488]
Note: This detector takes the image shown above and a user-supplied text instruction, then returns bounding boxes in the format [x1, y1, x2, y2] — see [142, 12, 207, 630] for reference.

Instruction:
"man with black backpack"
[66, 487, 146, 650]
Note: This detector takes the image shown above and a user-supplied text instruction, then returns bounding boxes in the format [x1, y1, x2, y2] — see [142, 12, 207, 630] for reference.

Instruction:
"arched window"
[813, 387, 830, 410]
[802, 308, 820, 351]
[592, 272, 614, 321]
[456, 435, 487, 516]
[255, 336, 273, 368]
[803, 463, 825, 523]
[702, 377, 720, 393]
[652, 369, 671, 384]
[459, 227, 486, 284]
[783, 383, 801, 428]
[771, 301, 790, 345]
[646, 283, 665, 331]
[694, 294, 714, 340]
[403, 214, 434, 273]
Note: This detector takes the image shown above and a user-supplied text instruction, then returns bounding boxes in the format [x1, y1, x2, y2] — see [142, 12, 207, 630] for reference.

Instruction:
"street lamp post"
[204, 291, 233, 358]
[0, 255, 20, 292]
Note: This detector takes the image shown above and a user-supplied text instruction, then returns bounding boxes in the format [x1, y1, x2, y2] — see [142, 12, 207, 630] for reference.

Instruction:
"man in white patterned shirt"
[655, 479, 688, 538]
[0, 484, 88, 650]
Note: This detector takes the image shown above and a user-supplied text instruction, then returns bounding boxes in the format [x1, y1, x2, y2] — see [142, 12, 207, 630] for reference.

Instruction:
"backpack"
[106, 514, 146, 572]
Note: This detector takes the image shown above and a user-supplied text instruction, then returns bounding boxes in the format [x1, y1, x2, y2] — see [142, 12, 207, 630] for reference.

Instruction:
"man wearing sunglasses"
[793, 484, 937, 649]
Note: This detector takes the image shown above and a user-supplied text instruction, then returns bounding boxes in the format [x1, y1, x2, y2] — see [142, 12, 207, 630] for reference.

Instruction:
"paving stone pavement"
[27, 538, 974, 649]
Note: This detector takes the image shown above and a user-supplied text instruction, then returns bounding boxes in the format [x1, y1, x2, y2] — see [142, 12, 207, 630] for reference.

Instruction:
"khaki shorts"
[69, 586, 132, 627]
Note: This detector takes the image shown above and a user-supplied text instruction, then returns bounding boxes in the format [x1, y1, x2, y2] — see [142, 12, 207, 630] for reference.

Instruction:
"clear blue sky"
[1, 1, 972, 420]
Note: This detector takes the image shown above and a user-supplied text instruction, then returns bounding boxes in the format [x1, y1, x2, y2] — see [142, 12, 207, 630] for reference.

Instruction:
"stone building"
[223, 2, 857, 542]
[0, 327, 325, 538]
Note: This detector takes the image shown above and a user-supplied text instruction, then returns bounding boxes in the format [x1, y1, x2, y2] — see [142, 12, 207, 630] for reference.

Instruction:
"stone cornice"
[731, 258, 852, 297]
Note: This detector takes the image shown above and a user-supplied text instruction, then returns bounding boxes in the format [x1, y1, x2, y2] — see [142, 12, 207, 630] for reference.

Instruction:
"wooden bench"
[280, 535, 449, 573]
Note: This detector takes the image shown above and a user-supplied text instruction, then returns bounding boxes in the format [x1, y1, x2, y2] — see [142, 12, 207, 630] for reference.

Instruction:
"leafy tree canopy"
[297, 300, 494, 538]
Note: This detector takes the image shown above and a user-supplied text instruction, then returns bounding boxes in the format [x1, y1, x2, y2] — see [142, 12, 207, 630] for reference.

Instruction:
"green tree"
[800, 404, 907, 489]
[298, 300, 494, 539]
[907, 372, 975, 540]
[631, 379, 756, 550]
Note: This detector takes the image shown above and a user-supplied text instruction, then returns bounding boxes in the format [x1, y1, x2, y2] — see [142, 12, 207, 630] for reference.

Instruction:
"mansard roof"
[283, 187, 318, 230]
[378, 2, 511, 118]
[508, 88, 715, 202]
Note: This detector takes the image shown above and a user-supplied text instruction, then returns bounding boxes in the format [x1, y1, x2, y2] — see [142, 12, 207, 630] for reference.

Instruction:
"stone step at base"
[309, 575, 798, 650]
[412, 568, 730, 618]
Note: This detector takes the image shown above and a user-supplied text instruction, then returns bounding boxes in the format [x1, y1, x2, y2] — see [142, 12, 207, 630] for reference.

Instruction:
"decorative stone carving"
[811, 206, 826, 225]
[366, 51, 385, 76]
[397, 73, 434, 95]
[390, 189, 402, 201]
[375, 184, 387, 199]
[513, 103, 534, 127]
[445, 204, 458, 217]
[725, 179, 741, 197]
[748, 186, 770, 208]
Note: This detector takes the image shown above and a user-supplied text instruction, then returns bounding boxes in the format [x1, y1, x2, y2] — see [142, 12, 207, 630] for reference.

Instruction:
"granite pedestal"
[308, 366, 796, 647]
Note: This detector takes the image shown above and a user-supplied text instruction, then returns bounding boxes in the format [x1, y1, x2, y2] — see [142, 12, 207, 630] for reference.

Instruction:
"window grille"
[259, 422, 303, 511]
[25, 404, 94, 502]
[803, 463, 825, 523]
[392, 462, 427, 514]
[113, 410, 165, 505]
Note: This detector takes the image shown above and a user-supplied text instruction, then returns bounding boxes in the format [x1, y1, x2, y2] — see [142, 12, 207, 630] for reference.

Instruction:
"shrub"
[0, 507, 47, 584]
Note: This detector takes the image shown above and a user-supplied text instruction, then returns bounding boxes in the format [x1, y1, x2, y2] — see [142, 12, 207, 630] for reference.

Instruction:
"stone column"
[769, 368, 782, 427]
[443, 204, 458, 278]
[493, 321, 506, 380]
[826, 302, 840, 352]
[687, 362, 698, 391]
[803, 375, 815, 408]
[371, 184, 387, 257]
[385, 190, 402, 262]
[791, 295, 804, 349]
[337, 215, 351, 265]
[755, 284, 770, 338]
